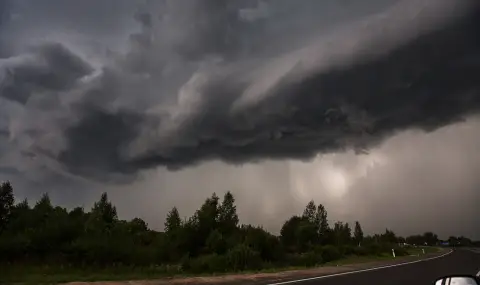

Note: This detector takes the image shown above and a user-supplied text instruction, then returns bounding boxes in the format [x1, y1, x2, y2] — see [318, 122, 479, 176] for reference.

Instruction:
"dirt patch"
[61, 269, 343, 285]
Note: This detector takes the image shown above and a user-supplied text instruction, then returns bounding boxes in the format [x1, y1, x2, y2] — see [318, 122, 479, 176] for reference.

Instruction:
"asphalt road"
[266, 249, 480, 285]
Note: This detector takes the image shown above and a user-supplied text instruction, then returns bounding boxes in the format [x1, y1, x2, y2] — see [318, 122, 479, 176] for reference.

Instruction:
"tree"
[242, 225, 282, 261]
[397, 236, 406, 244]
[422, 232, 438, 246]
[279, 215, 318, 252]
[315, 204, 329, 243]
[186, 193, 221, 255]
[280, 216, 304, 250]
[218, 191, 239, 236]
[165, 207, 182, 234]
[2, 180, 474, 275]
[196, 193, 220, 232]
[344, 223, 352, 243]
[381, 229, 397, 244]
[33, 193, 53, 220]
[97, 192, 117, 224]
[87, 192, 118, 233]
[457, 236, 472, 247]
[295, 219, 318, 252]
[332, 221, 352, 245]
[206, 229, 226, 254]
[69, 206, 86, 220]
[130, 217, 148, 233]
[354, 221, 364, 246]
[302, 200, 317, 224]
[0, 181, 14, 232]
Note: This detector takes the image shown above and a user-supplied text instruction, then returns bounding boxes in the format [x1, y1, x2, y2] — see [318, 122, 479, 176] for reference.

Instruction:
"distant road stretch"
[266, 249, 480, 285]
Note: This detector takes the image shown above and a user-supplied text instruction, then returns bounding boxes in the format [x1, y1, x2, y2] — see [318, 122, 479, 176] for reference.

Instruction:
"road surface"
[265, 249, 480, 285]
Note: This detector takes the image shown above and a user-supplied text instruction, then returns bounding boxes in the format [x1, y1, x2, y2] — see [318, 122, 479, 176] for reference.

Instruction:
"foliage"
[354, 221, 364, 245]
[0, 181, 460, 280]
[406, 232, 439, 246]
[0, 181, 14, 232]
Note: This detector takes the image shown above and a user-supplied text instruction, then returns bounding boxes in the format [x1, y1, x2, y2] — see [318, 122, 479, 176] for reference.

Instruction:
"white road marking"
[266, 250, 453, 285]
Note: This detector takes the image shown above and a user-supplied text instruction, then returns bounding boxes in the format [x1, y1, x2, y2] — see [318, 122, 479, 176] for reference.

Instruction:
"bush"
[299, 251, 323, 267]
[182, 254, 227, 274]
[320, 245, 342, 262]
[366, 243, 383, 256]
[0, 234, 30, 263]
[353, 246, 369, 256]
[340, 245, 355, 256]
[285, 252, 322, 267]
[225, 244, 262, 271]
[392, 246, 408, 257]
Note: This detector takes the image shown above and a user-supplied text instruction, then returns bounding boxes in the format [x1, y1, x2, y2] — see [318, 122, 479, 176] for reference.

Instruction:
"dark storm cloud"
[0, 43, 93, 104]
[0, 166, 20, 175]
[71, 1, 480, 178]
[57, 105, 146, 179]
[0, 0, 12, 57]
[160, 0, 246, 60]
[5, 0, 139, 36]
[1, 0, 480, 182]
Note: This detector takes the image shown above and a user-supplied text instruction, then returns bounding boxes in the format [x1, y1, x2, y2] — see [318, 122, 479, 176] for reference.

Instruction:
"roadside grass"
[406, 246, 442, 256]
[323, 254, 395, 266]
[0, 247, 444, 285]
[321, 246, 440, 267]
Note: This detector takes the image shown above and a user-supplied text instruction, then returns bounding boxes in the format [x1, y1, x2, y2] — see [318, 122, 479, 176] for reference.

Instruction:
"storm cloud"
[1, 0, 479, 180]
[0, 0, 479, 238]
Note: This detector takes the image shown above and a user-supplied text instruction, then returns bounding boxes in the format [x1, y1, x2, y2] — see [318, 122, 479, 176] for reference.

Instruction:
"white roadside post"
[392, 248, 396, 258]
[422, 249, 425, 254]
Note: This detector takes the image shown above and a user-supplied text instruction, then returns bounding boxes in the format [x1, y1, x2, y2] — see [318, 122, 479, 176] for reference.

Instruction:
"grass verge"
[0, 247, 444, 285]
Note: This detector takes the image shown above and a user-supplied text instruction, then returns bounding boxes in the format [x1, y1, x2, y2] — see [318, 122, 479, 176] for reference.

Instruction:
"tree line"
[0, 181, 476, 274]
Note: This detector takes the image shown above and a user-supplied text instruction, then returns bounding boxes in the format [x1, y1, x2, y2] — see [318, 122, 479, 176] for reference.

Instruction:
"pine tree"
[195, 193, 220, 240]
[218, 191, 239, 235]
[354, 221, 364, 246]
[165, 206, 182, 233]
[33, 193, 54, 221]
[343, 222, 352, 244]
[87, 192, 118, 233]
[302, 200, 317, 224]
[315, 204, 329, 242]
[0, 181, 14, 232]
[34, 193, 52, 209]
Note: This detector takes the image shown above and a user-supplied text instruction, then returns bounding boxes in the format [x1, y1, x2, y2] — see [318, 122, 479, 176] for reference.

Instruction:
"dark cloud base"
[1, 43, 93, 104]
[0, 0, 11, 57]
[58, 105, 145, 179]
[124, 5, 480, 174]
[2, 1, 480, 182]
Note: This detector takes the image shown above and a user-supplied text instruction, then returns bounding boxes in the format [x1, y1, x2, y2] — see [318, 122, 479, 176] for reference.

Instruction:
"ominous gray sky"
[0, 0, 479, 239]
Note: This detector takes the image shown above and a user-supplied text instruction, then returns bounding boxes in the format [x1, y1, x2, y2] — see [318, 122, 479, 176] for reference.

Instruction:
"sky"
[0, 0, 479, 239]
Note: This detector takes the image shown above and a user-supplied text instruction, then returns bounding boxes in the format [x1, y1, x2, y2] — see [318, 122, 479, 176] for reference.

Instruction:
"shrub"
[366, 243, 382, 256]
[299, 251, 323, 267]
[320, 245, 342, 262]
[225, 244, 262, 271]
[392, 246, 408, 257]
[353, 246, 369, 256]
[340, 245, 355, 256]
[183, 254, 227, 274]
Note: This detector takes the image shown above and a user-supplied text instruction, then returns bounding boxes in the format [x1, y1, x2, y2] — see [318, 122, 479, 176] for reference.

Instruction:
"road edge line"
[266, 249, 453, 285]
